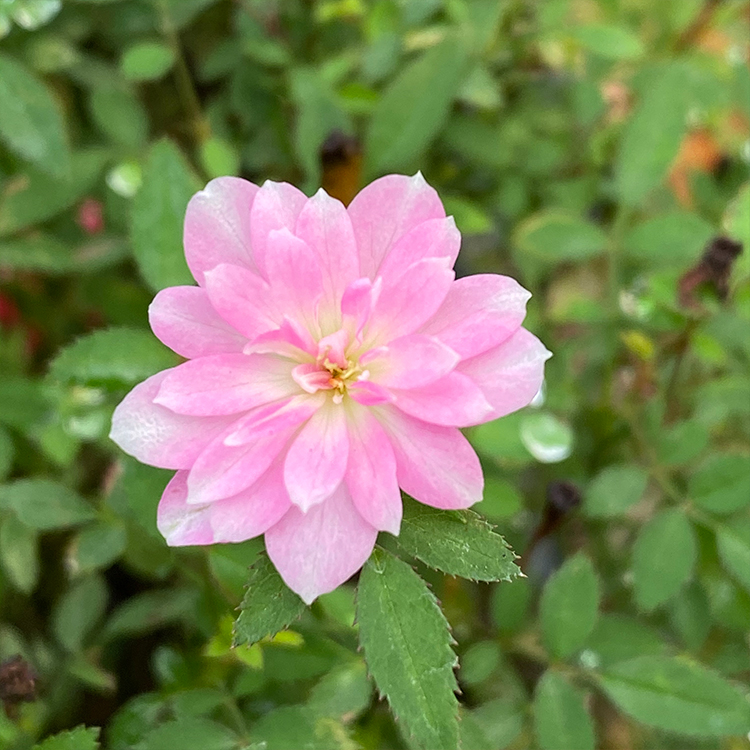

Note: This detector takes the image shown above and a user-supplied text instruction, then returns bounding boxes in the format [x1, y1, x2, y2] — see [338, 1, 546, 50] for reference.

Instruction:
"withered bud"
[679, 235, 743, 307]
[0, 655, 38, 714]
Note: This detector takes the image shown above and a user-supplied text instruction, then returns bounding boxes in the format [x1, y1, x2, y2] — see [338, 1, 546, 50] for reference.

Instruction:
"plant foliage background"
[0, 0, 749, 748]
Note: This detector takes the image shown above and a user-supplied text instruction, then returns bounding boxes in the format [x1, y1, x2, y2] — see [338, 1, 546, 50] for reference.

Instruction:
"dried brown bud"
[0, 655, 38, 717]
[678, 236, 743, 308]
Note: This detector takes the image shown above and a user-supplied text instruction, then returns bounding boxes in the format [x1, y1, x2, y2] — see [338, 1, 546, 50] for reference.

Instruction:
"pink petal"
[292, 363, 332, 394]
[458, 328, 551, 420]
[317, 328, 349, 368]
[368, 257, 454, 341]
[265, 483, 378, 604]
[157, 471, 215, 546]
[153, 353, 297, 416]
[376, 405, 483, 510]
[109, 370, 237, 470]
[245, 318, 317, 360]
[184, 177, 260, 284]
[345, 407, 402, 534]
[348, 381, 394, 406]
[295, 189, 359, 316]
[341, 277, 381, 338]
[365, 334, 459, 389]
[249, 181, 308, 277]
[348, 172, 445, 279]
[421, 274, 532, 360]
[148, 286, 246, 358]
[284, 403, 349, 512]
[186, 397, 322, 504]
[378, 216, 460, 285]
[204, 263, 280, 341]
[391, 372, 493, 427]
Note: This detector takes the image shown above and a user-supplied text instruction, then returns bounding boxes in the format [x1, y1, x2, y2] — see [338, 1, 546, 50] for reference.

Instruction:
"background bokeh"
[0, 0, 749, 748]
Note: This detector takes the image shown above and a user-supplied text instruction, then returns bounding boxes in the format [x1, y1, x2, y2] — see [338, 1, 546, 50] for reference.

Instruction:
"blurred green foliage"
[1, 0, 749, 748]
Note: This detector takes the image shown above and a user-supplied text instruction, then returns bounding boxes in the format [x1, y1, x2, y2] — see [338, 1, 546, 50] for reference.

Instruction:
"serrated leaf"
[632, 508, 696, 611]
[0, 514, 39, 594]
[49, 327, 179, 386]
[139, 718, 240, 750]
[533, 671, 595, 750]
[233, 552, 306, 646]
[396, 495, 519, 581]
[357, 547, 459, 750]
[540, 553, 600, 659]
[716, 518, 750, 595]
[1, 479, 95, 530]
[0, 52, 70, 176]
[583, 465, 648, 518]
[689, 455, 750, 515]
[32, 726, 100, 750]
[130, 139, 199, 290]
[598, 656, 750, 737]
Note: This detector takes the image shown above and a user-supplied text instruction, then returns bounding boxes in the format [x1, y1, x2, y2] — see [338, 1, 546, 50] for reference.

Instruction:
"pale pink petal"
[186, 397, 322, 504]
[292, 363, 331, 394]
[341, 277, 381, 338]
[295, 190, 359, 317]
[391, 372, 493, 427]
[153, 353, 296, 416]
[365, 334, 459, 389]
[265, 484, 378, 604]
[317, 329, 349, 368]
[375, 405, 483, 509]
[184, 177, 260, 284]
[284, 403, 349, 512]
[458, 328, 551, 420]
[209, 460, 292, 543]
[204, 263, 280, 340]
[348, 381, 394, 406]
[157, 471, 215, 546]
[367, 257, 454, 341]
[348, 172, 445, 278]
[421, 275, 531, 360]
[149, 286, 246, 358]
[245, 318, 317, 360]
[345, 407, 402, 534]
[249, 181, 308, 277]
[378, 217, 460, 285]
[109, 371, 237, 470]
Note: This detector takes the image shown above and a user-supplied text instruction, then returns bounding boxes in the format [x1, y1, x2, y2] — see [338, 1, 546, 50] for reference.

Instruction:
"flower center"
[323, 358, 364, 403]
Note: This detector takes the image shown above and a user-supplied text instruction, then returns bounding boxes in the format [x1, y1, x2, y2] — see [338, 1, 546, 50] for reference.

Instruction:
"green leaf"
[395, 495, 519, 581]
[540, 553, 600, 659]
[53, 574, 108, 652]
[670, 582, 711, 651]
[585, 614, 669, 668]
[0, 514, 39, 594]
[88, 85, 149, 149]
[689, 454, 750, 514]
[515, 212, 608, 263]
[0, 52, 70, 176]
[130, 139, 199, 290]
[233, 552, 306, 647]
[583, 465, 648, 518]
[624, 212, 714, 268]
[615, 63, 691, 205]
[598, 656, 750, 737]
[199, 137, 240, 180]
[0, 235, 128, 275]
[519, 412, 573, 463]
[139, 718, 240, 750]
[68, 522, 128, 574]
[571, 24, 644, 60]
[32, 726, 100, 750]
[632, 508, 696, 611]
[104, 588, 198, 639]
[0, 425, 14, 481]
[121, 42, 175, 82]
[461, 699, 523, 750]
[533, 671, 595, 750]
[357, 547, 459, 750]
[716, 518, 750, 595]
[49, 327, 179, 386]
[0, 378, 49, 430]
[307, 661, 372, 720]
[1, 479, 95, 530]
[724, 182, 750, 280]
[252, 705, 350, 750]
[365, 35, 470, 176]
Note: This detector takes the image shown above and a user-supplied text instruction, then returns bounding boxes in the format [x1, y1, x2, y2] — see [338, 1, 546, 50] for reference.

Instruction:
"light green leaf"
[519, 412, 573, 463]
[396, 496, 519, 581]
[583, 465, 648, 518]
[1, 479, 95, 530]
[724, 182, 750, 280]
[670, 582, 711, 651]
[0, 235, 128, 275]
[233, 552, 306, 646]
[0, 515, 39, 594]
[307, 661, 372, 720]
[32, 726, 100, 750]
[615, 63, 691, 205]
[459, 641, 501, 686]
[357, 547, 459, 750]
[130, 139, 199, 290]
[49, 327, 178, 386]
[632, 508, 696, 611]
[689, 455, 750, 514]
[89, 85, 149, 149]
[716, 518, 750, 595]
[104, 588, 198, 639]
[540, 553, 600, 659]
[121, 42, 175, 82]
[515, 212, 607, 263]
[67, 522, 128, 574]
[624, 212, 714, 268]
[252, 705, 350, 750]
[199, 137, 240, 180]
[571, 24, 644, 60]
[53, 574, 108, 652]
[598, 656, 750, 737]
[139, 718, 240, 750]
[534, 671, 595, 750]
[0, 52, 70, 176]
[0, 378, 49, 431]
[461, 699, 523, 750]
[365, 35, 470, 176]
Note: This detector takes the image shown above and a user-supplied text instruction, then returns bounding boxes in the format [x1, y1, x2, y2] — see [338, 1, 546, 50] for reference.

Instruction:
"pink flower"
[110, 174, 550, 603]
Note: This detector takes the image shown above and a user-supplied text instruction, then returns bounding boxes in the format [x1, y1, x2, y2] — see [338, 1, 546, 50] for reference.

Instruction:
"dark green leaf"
[689, 455, 750, 514]
[233, 552, 306, 646]
[139, 718, 240, 750]
[0, 514, 39, 594]
[716, 518, 750, 595]
[357, 547, 459, 750]
[1, 479, 95, 530]
[89, 85, 149, 149]
[585, 614, 669, 668]
[53, 574, 108, 652]
[583, 465, 648, 518]
[396, 495, 519, 581]
[534, 671, 595, 750]
[68, 522, 128, 574]
[307, 661, 372, 720]
[32, 726, 100, 750]
[0, 425, 14, 481]
[104, 588, 198, 638]
[0, 378, 49, 430]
